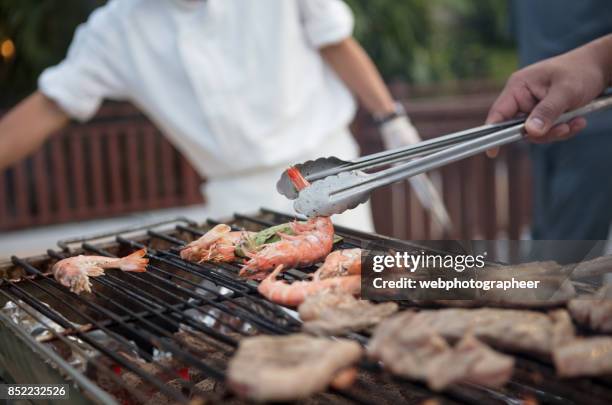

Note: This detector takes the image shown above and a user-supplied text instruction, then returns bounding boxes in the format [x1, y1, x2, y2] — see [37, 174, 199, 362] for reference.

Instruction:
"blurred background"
[0, 0, 531, 256]
[0, 0, 516, 102]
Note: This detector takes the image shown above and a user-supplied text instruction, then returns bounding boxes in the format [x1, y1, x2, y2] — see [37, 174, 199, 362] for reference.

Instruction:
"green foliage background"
[0, 0, 517, 106]
[345, 0, 517, 84]
[0, 0, 103, 105]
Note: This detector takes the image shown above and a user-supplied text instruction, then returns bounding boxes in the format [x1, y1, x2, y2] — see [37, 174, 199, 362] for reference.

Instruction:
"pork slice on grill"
[404, 255, 612, 309]
[372, 308, 574, 357]
[553, 337, 612, 377]
[476, 275, 576, 308]
[568, 285, 612, 333]
[368, 316, 449, 381]
[494, 255, 612, 280]
[227, 334, 362, 401]
[368, 314, 514, 390]
[418, 273, 576, 309]
[561, 254, 612, 279]
[298, 292, 398, 335]
[426, 335, 514, 391]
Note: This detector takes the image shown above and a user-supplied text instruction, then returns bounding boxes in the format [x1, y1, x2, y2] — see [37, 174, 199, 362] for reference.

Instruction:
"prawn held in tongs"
[239, 167, 334, 280]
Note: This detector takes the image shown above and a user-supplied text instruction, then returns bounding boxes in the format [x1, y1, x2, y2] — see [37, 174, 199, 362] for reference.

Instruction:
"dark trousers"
[529, 128, 612, 263]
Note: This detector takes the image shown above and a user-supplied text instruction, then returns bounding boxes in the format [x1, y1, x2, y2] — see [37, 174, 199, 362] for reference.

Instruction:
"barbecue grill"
[1, 208, 611, 404]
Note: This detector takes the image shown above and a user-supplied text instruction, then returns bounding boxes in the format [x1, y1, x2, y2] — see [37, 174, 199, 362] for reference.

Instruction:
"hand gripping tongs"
[277, 95, 612, 217]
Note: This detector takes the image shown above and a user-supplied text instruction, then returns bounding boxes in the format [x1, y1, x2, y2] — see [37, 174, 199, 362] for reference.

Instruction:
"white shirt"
[39, 0, 357, 178]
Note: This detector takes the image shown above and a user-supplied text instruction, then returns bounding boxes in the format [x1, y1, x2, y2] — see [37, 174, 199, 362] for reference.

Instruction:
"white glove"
[380, 114, 422, 148]
[380, 115, 454, 233]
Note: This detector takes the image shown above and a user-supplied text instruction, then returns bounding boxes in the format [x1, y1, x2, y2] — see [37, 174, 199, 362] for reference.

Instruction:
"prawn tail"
[118, 248, 149, 272]
[286, 166, 310, 191]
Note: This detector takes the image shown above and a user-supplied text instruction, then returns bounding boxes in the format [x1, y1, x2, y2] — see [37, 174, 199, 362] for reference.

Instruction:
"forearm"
[320, 38, 395, 116]
[586, 34, 612, 87]
[0, 92, 69, 171]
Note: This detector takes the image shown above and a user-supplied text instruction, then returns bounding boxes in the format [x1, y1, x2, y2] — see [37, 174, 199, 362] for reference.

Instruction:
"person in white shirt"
[0, 0, 449, 231]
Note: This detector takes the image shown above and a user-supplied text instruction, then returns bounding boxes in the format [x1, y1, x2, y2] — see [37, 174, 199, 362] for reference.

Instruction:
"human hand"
[486, 35, 612, 156]
[380, 115, 421, 149]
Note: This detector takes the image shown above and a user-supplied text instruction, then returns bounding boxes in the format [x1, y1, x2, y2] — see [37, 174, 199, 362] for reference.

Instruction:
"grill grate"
[1, 208, 611, 404]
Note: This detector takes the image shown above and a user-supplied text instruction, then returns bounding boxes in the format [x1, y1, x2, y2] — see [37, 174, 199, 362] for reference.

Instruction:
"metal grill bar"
[113, 238, 300, 333]
[151, 225, 308, 287]
[12, 254, 232, 379]
[9, 254, 234, 397]
[3, 210, 612, 404]
[0, 279, 192, 403]
[3, 276, 190, 403]
[58, 222, 361, 403]
[244, 210, 612, 404]
[0, 289, 136, 404]
[164, 214, 534, 404]
[49, 249, 239, 347]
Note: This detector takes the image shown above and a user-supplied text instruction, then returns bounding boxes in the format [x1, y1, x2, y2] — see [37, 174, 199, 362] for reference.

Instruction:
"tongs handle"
[330, 95, 612, 200]
[307, 118, 523, 181]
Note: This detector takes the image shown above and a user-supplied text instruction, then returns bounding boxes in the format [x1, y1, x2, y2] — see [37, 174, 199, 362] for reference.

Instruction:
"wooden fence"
[355, 89, 532, 240]
[0, 105, 203, 230]
[0, 87, 533, 239]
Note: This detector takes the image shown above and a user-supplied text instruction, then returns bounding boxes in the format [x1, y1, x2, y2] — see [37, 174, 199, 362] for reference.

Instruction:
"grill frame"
[0, 208, 611, 405]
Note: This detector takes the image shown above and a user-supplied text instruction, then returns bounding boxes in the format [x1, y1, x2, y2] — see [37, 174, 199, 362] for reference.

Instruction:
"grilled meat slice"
[368, 314, 513, 390]
[426, 335, 514, 390]
[373, 308, 574, 356]
[227, 334, 362, 402]
[397, 255, 612, 309]
[553, 337, 612, 377]
[568, 285, 612, 333]
[298, 292, 398, 335]
[492, 255, 612, 280]
[476, 275, 576, 308]
[368, 317, 449, 382]
[561, 254, 612, 279]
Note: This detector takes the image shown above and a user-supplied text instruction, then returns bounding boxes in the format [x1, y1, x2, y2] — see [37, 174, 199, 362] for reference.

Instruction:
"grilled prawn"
[258, 265, 361, 307]
[239, 167, 334, 280]
[240, 216, 334, 279]
[52, 249, 148, 294]
[312, 248, 361, 281]
[180, 224, 254, 263]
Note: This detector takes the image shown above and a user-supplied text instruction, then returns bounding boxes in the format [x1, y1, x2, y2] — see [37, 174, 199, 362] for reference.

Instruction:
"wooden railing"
[0, 88, 533, 239]
[354, 88, 532, 240]
[0, 105, 203, 231]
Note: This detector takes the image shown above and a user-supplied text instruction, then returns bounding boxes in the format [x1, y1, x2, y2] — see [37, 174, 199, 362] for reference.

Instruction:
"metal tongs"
[278, 95, 612, 217]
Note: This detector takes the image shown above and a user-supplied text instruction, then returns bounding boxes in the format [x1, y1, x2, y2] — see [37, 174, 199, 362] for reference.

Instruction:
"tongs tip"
[293, 171, 370, 217]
